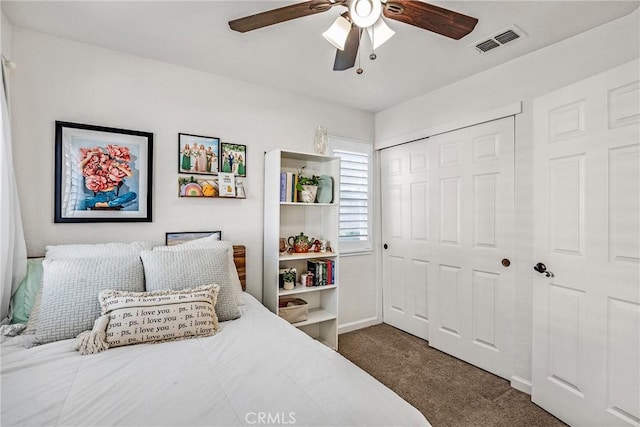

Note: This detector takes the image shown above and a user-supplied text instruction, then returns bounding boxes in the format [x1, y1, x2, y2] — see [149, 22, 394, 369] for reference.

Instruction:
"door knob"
[533, 262, 554, 277]
[501, 258, 511, 267]
[383, 243, 388, 250]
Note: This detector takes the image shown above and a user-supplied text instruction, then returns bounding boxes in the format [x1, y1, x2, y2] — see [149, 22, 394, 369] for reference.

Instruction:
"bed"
[1, 243, 429, 427]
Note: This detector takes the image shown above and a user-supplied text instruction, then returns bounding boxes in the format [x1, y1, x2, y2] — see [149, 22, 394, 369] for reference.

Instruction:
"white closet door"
[532, 59, 640, 426]
[427, 117, 515, 379]
[381, 141, 431, 340]
[380, 117, 515, 379]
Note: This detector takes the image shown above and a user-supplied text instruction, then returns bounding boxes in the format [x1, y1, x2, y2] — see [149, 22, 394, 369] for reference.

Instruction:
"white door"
[380, 117, 515, 379]
[532, 59, 640, 426]
[427, 117, 515, 379]
[381, 141, 430, 340]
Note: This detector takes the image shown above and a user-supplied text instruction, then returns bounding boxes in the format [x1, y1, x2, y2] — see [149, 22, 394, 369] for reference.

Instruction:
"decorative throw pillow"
[11, 258, 44, 324]
[154, 236, 245, 306]
[141, 247, 240, 322]
[86, 285, 219, 352]
[44, 241, 152, 260]
[23, 288, 42, 335]
[36, 256, 145, 344]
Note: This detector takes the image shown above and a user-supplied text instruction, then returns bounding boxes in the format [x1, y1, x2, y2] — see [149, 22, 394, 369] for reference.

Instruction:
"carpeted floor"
[338, 323, 567, 427]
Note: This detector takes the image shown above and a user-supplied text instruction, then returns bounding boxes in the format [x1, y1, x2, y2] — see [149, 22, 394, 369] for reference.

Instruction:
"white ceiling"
[2, 1, 638, 112]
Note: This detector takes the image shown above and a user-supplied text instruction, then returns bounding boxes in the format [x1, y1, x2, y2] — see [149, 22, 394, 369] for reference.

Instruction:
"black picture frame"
[220, 142, 247, 177]
[178, 133, 220, 175]
[165, 231, 222, 246]
[54, 121, 153, 223]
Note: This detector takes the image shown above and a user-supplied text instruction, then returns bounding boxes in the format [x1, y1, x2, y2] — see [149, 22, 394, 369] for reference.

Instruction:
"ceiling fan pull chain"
[369, 22, 377, 60]
[356, 40, 363, 75]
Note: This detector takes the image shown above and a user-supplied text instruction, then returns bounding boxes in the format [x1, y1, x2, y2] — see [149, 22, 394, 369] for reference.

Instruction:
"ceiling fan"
[229, 0, 478, 73]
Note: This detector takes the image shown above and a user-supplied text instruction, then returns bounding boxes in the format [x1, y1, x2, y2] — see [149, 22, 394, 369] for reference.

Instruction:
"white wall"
[1, 11, 12, 58]
[375, 10, 640, 392]
[8, 28, 375, 307]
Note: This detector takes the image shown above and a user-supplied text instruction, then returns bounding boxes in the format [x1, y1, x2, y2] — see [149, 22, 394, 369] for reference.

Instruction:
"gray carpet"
[338, 323, 566, 427]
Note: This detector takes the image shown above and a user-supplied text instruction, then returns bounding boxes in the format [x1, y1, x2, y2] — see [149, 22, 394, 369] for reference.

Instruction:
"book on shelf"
[322, 258, 334, 285]
[281, 172, 300, 203]
[285, 172, 293, 202]
[280, 173, 286, 202]
[292, 174, 298, 202]
[306, 259, 335, 287]
[218, 173, 236, 197]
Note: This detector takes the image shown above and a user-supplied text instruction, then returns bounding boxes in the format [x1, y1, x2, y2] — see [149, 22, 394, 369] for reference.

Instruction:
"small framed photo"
[165, 231, 222, 246]
[220, 142, 246, 177]
[179, 133, 220, 175]
[54, 121, 153, 223]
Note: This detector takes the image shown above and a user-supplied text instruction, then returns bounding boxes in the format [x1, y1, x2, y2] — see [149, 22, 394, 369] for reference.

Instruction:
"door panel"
[440, 178, 461, 245]
[609, 145, 640, 263]
[439, 264, 461, 336]
[411, 260, 429, 321]
[532, 59, 640, 426]
[473, 173, 498, 248]
[471, 270, 498, 349]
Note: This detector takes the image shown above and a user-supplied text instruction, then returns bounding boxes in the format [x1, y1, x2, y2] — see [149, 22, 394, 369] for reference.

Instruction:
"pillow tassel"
[75, 314, 110, 355]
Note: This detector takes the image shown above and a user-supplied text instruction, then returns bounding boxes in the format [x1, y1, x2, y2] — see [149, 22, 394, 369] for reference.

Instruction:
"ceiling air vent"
[476, 39, 500, 53]
[471, 25, 526, 54]
[494, 29, 520, 44]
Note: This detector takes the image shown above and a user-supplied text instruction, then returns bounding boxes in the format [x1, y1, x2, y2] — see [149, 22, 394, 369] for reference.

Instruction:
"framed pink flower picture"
[54, 121, 153, 223]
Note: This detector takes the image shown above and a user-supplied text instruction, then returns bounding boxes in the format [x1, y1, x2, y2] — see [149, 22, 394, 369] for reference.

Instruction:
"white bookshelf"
[263, 149, 340, 350]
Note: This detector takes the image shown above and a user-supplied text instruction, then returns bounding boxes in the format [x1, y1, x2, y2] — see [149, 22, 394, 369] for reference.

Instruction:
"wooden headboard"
[232, 245, 246, 291]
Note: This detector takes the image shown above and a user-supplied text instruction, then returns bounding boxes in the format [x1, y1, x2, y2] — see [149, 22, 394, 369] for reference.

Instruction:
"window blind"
[331, 138, 373, 253]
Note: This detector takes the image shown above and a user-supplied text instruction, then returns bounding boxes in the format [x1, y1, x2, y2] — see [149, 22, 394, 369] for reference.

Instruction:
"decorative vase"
[284, 281, 295, 291]
[313, 125, 328, 155]
[279, 238, 288, 253]
[298, 185, 318, 203]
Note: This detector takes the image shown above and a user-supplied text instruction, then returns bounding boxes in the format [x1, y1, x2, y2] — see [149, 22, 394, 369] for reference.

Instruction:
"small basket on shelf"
[278, 297, 308, 324]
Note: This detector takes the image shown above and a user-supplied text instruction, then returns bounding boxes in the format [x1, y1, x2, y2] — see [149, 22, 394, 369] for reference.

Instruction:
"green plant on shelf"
[295, 166, 320, 191]
[282, 268, 296, 283]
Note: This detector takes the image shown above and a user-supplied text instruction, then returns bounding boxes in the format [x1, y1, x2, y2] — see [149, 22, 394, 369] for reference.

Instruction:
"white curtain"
[1, 56, 27, 323]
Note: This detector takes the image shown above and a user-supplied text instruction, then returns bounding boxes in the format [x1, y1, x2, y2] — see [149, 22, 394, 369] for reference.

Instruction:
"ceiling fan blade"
[333, 24, 361, 71]
[383, 0, 478, 40]
[229, 0, 339, 33]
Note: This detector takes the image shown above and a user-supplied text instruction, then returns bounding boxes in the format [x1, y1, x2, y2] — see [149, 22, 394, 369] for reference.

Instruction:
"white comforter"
[1, 294, 429, 427]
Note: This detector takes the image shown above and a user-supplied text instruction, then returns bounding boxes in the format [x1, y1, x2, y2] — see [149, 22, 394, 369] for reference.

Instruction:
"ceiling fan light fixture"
[366, 17, 395, 50]
[322, 15, 352, 50]
[350, 0, 381, 28]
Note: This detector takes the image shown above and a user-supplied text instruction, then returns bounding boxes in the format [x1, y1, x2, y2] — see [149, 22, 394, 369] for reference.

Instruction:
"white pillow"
[141, 248, 241, 322]
[154, 236, 245, 305]
[36, 256, 146, 344]
[45, 241, 153, 260]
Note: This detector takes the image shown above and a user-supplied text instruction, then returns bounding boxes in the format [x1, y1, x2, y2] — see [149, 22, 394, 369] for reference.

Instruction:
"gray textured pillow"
[23, 288, 42, 335]
[45, 241, 153, 260]
[155, 236, 245, 305]
[141, 248, 240, 321]
[36, 256, 145, 344]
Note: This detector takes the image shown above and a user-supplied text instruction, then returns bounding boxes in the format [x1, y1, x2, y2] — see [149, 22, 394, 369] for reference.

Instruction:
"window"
[330, 137, 373, 254]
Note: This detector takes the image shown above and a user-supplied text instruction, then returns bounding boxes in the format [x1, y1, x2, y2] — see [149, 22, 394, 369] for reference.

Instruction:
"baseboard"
[511, 375, 532, 395]
[338, 316, 381, 334]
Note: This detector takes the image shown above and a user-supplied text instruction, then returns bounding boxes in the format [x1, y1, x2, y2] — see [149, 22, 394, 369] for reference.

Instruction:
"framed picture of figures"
[178, 133, 220, 175]
[220, 142, 246, 177]
[54, 121, 153, 223]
